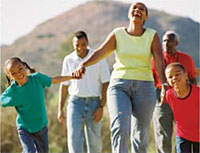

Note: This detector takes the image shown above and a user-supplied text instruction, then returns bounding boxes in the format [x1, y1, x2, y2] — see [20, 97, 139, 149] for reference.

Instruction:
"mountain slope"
[1, 1, 199, 76]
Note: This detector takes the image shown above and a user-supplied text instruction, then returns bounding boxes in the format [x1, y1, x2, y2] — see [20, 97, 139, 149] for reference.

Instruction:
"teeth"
[134, 13, 141, 17]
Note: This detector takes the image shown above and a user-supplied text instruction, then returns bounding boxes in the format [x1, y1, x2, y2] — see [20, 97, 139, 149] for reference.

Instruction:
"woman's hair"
[165, 62, 186, 73]
[4, 57, 36, 87]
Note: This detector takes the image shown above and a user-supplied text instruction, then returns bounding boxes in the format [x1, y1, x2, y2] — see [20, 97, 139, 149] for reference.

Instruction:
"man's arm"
[93, 82, 109, 123]
[57, 84, 68, 124]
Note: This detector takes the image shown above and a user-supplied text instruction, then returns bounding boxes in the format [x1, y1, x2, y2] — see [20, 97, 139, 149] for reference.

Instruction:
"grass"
[1, 93, 176, 153]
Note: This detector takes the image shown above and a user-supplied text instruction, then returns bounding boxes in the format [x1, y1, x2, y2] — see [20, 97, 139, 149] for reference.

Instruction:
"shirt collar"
[74, 47, 92, 60]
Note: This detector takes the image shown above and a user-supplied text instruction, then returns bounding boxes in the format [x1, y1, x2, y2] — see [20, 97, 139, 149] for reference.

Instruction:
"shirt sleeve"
[61, 57, 70, 86]
[35, 72, 52, 88]
[99, 59, 110, 83]
[187, 56, 196, 79]
[1, 88, 15, 107]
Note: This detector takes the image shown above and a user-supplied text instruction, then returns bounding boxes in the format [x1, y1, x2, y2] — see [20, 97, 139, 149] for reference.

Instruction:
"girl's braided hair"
[4, 57, 36, 88]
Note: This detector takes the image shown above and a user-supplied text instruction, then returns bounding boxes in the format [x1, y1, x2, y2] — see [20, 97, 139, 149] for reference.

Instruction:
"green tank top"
[111, 27, 156, 81]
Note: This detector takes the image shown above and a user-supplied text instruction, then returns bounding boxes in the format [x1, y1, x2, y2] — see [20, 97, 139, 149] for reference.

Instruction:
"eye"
[168, 76, 173, 79]
[139, 7, 145, 11]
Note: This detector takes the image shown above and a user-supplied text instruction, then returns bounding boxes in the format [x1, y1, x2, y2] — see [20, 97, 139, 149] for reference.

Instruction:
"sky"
[1, 0, 200, 45]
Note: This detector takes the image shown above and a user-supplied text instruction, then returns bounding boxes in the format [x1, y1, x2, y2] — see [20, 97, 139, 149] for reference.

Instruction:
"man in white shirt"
[58, 31, 110, 153]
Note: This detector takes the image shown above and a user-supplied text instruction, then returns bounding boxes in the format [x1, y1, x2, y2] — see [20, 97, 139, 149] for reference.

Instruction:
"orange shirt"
[152, 51, 196, 89]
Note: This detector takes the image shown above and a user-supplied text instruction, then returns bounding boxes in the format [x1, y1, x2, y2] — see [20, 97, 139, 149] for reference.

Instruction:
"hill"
[1, 1, 199, 76]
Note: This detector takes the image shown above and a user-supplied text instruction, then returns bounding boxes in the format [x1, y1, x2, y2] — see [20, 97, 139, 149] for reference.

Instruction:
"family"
[1, 2, 199, 153]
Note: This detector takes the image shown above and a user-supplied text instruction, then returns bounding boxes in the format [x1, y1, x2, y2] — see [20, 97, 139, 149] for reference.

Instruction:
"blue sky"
[1, 0, 199, 45]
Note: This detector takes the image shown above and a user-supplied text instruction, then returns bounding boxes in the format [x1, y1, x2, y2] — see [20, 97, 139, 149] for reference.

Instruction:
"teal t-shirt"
[1, 72, 51, 133]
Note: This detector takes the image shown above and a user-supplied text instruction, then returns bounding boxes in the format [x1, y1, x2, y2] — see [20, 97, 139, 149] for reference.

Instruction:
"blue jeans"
[67, 96, 102, 153]
[18, 126, 48, 153]
[107, 78, 156, 153]
[176, 136, 200, 153]
[153, 88, 174, 153]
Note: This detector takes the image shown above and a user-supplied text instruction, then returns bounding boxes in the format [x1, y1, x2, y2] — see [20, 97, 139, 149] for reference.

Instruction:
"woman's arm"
[151, 33, 167, 104]
[82, 32, 116, 67]
[151, 33, 165, 83]
[72, 32, 116, 79]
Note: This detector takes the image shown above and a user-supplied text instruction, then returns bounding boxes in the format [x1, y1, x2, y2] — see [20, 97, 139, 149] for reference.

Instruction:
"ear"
[175, 40, 179, 46]
[184, 72, 189, 82]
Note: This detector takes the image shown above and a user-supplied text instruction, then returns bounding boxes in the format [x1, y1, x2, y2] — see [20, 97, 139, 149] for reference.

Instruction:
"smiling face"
[5, 60, 28, 85]
[165, 64, 188, 89]
[128, 2, 148, 24]
[162, 33, 178, 54]
[73, 37, 88, 58]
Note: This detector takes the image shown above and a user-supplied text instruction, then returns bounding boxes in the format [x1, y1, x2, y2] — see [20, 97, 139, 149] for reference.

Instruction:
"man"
[58, 31, 110, 153]
[152, 31, 197, 153]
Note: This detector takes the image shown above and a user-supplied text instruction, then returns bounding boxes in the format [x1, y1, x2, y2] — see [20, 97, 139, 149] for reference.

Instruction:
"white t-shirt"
[61, 49, 110, 97]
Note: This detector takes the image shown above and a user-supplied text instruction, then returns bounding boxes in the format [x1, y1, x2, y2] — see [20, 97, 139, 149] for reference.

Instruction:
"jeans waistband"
[70, 95, 100, 100]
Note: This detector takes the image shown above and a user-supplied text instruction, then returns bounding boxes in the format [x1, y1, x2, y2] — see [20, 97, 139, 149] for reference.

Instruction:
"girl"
[1, 57, 75, 153]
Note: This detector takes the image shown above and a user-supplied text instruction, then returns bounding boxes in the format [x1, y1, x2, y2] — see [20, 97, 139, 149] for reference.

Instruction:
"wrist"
[80, 62, 86, 68]
[99, 104, 105, 108]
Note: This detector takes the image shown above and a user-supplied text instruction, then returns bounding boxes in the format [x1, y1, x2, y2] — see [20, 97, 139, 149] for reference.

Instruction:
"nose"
[171, 76, 177, 81]
[162, 41, 168, 46]
[77, 46, 82, 51]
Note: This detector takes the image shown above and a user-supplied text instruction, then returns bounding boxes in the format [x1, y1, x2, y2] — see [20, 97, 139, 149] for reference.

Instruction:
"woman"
[73, 2, 166, 153]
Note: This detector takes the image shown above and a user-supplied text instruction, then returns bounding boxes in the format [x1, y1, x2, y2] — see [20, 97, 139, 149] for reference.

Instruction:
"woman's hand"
[160, 85, 169, 104]
[72, 65, 86, 79]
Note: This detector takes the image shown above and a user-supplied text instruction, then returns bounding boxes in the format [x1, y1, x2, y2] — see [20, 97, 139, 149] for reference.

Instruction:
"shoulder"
[191, 84, 200, 92]
[177, 51, 192, 59]
[166, 88, 175, 100]
[31, 72, 50, 80]
[112, 27, 125, 34]
[2, 83, 15, 94]
[30, 72, 42, 78]
[146, 28, 157, 34]
[1, 82, 16, 101]
[63, 51, 76, 61]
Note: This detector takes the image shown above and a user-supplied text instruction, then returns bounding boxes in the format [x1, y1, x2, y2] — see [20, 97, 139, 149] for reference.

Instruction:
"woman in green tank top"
[73, 2, 167, 153]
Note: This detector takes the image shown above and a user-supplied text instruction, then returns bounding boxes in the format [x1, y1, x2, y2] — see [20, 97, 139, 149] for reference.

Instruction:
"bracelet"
[162, 82, 169, 86]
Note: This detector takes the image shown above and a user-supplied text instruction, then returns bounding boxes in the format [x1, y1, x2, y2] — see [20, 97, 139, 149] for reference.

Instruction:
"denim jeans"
[153, 88, 174, 153]
[18, 126, 48, 153]
[176, 136, 200, 153]
[67, 95, 102, 153]
[107, 78, 156, 153]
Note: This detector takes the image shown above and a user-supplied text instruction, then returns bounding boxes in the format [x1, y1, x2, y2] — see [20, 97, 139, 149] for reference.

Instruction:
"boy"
[165, 62, 199, 153]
